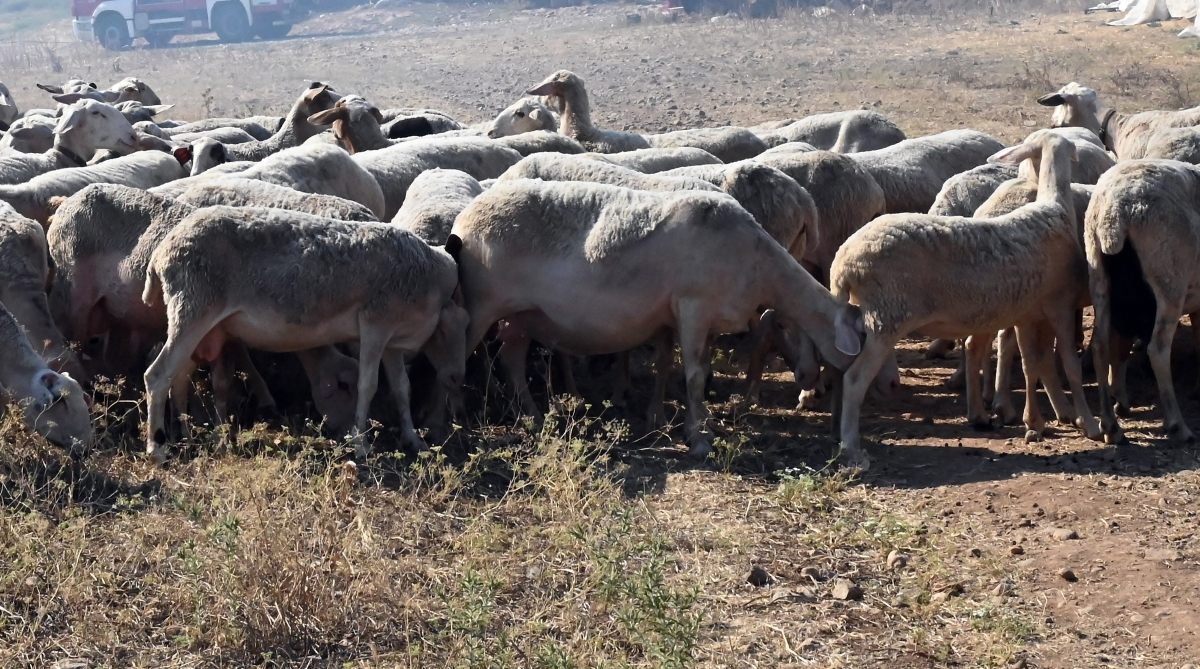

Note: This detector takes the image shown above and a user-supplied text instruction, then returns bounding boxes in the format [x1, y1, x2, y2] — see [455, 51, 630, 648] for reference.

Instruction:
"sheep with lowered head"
[0, 99, 139, 185]
[850, 129, 1005, 213]
[580, 147, 722, 173]
[392, 168, 482, 245]
[140, 206, 469, 464]
[829, 132, 1102, 470]
[753, 110, 906, 153]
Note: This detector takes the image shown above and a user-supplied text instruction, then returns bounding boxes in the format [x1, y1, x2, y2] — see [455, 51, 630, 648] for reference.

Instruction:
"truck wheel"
[255, 21, 292, 40]
[213, 4, 252, 43]
[95, 15, 131, 51]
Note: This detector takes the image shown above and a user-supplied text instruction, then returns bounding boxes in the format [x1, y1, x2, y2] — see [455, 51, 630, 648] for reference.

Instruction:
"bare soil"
[1, 4, 1199, 667]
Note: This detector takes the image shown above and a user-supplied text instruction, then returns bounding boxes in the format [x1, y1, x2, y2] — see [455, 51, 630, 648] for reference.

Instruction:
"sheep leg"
[1111, 334, 1133, 417]
[1014, 324, 1049, 441]
[676, 300, 714, 458]
[992, 328, 1019, 425]
[211, 346, 235, 424]
[964, 333, 992, 430]
[609, 351, 631, 407]
[647, 328, 673, 430]
[836, 334, 894, 471]
[1050, 309, 1102, 441]
[981, 332, 996, 405]
[144, 314, 227, 465]
[1089, 282, 1124, 444]
[1030, 320, 1076, 426]
[231, 342, 277, 416]
[170, 357, 197, 420]
[1191, 312, 1200, 394]
[382, 350, 425, 452]
[744, 309, 776, 405]
[496, 335, 537, 417]
[550, 351, 579, 400]
[1146, 305, 1195, 442]
[351, 324, 390, 460]
[945, 342, 966, 390]
[927, 338, 956, 359]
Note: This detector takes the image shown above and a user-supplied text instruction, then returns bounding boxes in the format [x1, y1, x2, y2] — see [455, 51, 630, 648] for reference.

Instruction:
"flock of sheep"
[1, 71, 1199, 470]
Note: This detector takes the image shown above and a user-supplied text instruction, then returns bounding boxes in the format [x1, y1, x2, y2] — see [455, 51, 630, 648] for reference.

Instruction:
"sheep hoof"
[1076, 417, 1103, 441]
[836, 443, 870, 472]
[686, 439, 712, 459]
[1103, 429, 1124, 445]
[1167, 423, 1197, 443]
[146, 446, 169, 467]
[1114, 402, 1131, 418]
[1024, 429, 1042, 444]
[797, 388, 821, 411]
[994, 406, 1019, 425]
[944, 369, 965, 390]
[971, 417, 995, 432]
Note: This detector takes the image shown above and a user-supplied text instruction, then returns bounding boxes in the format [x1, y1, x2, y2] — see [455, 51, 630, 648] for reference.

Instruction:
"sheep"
[164, 116, 282, 141]
[140, 206, 469, 464]
[496, 153, 723, 194]
[525, 70, 652, 153]
[1038, 82, 1200, 159]
[448, 179, 864, 457]
[1, 82, 18, 128]
[391, 169, 482, 245]
[929, 163, 1020, 217]
[0, 116, 56, 155]
[579, 147, 723, 173]
[1084, 159, 1200, 445]
[208, 82, 341, 162]
[829, 132, 1102, 470]
[493, 130, 586, 156]
[177, 178, 379, 222]
[485, 98, 559, 138]
[0, 151, 188, 225]
[758, 141, 819, 158]
[147, 161, 256, 199]
[352, 137, 522, 219]
[752, 110, 907, 153]
[380, 109, 468, 139]
[645, 126, 768, 163]
[0, 300, 92, 452]
[849, 130, 1005, 213]
[113, 101, 174, 125]
[43, 77, 161, 106]
[135, 121, 257, 145]
[0, 203, 83, 378]
[0, 100, 139, 185]
[1141, 127, 1200, 164]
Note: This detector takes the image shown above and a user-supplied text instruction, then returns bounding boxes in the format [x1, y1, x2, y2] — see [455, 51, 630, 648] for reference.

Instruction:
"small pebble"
[747, 565, 773, 587]
[1058, 568, 1078, 582]
[969, 547, 983, 558]
[831, 578, 863, 601]
[886, 550, 909, 570]
[1009, 545, 1025, 556]
[1050, 528, 1079, 541]
[991, 582, 1012, 597]
[1129, 612, 1145, 623]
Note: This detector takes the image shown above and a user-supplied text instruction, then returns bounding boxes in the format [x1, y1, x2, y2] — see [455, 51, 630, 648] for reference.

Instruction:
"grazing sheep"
[177, 178, 379, 222]
[753, 110, 907, 153]
[380, 108, 468, 138]
[646, 126, 769, 163]
[147, 161, 256, 199]
[1038, 82, 1200, 158]
[0, 300, 92, 452]
[142, 123, 257, 145]
[486, 98, 559, 138]
[496, 153, 722, 194]
[830, 133, 1101, 470]
[1084, 159, 1200, 445]
[1142, 127, 1200, 164]
[850, 130, 1005, 213]
[140, 206, 469, 463]
[449, 179, 864, 456]
[929, 163, 1020, 217]
[214, 83, 341, 162]
[580, 147, 723, 173]
[494, 130, 585, 156]
[0, 116, 56, 155]
[391, 169, 482, 245]
[1, 82, 18, 127]
[525, 70, 652, 153]
[352, 137, 522, 219]
[0, 100, 139, 185]
[164, 116, 282, 141]
[758, 141, 819, 158]
[113, 101, 174, 125]
[0, 151, 188, 224]
[45, 77, 161, 106]
[0, 203, 82, 378]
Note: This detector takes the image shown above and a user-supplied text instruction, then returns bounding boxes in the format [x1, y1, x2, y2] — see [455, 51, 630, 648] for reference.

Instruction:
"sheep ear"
[529, 108, 546, 123]
[53, 107, 84, 135]
[444, 234, 463, 262]
[173, 146, 192, 166]
[988, 143, 1038, 165]
[38, 83, 64, 94]
[304, 83, 330, 102]
[88, 82, 98, 90]
[525, 82, 559, 96]
[369, 107, 385, 125]
[145, 104, 173, 116]
[307, 107, 346, 125]
[834, 305, 864, 357]
[1037, 93, 1066, 106]
[52, 93, 86, 105]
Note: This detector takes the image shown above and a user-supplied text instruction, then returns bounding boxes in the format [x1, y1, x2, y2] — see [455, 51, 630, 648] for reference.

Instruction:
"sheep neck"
[557, 84, 594, 142]
[265, 97, 322, 152]
[342, 116, 390, 154]
[1035, 138, 1074, 225]
[51, 134, 92, 166]
[767, 253, 849, 370]
[1096, 107, 1121, 153]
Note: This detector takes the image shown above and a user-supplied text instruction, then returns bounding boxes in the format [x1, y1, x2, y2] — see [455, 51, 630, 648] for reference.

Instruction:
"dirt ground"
[2, 3, 1200, 668]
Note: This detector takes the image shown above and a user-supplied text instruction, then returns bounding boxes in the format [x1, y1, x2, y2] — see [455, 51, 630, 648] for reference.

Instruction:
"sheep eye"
[515, 111, 525, 118]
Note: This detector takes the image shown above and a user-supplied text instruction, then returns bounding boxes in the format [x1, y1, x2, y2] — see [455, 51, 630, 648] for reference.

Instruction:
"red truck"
[72, 0, 296, 50]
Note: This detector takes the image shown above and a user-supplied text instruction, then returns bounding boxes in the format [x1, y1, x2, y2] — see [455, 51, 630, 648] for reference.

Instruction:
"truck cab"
[73, 0, 294, 49]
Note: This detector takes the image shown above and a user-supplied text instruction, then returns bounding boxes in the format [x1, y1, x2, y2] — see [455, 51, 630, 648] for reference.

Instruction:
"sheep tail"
[142, 266, 163, 307]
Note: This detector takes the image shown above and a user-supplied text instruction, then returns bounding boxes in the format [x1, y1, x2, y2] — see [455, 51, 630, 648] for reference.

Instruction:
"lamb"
[0, 99, 139, 185]
[177, 178, 379, 222]
[1141, 127, 1200, 164]
[352, 137, 522, 219]
[1084, 159, 1200, 445]
[391, 169, 482, 245]
[0, 117, 55, 155]
[0, 151, 188, 224]
[448, 179, 864, 457]
[525, 70, 652, 153]
[849, 129, 1005, 213]
[579, 147, 722, 173]
[0, 300, 92, 452]
[1038, 82, 1200, 159]
[485, 98, 559, 138]
[140, 206, 469, 464]
[829, 132, 1102, 470]
[164, 116, 282, 141]
[752, 110, 907, 153]
[0, 203, 83, 378]
[1, 82, 18, 128]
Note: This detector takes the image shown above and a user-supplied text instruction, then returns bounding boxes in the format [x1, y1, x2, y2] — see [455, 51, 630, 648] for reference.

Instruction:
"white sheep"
[164, 116, 282, 141]
[753, 110, 907, 153]
[0, 300, 92, 452]
[140, 206, 469, 463]
[210, 82, 341, 162]
[0, 116, 56, 155]
[0, 100, 139, 185]
[1038, 82, 1200, 159]
[525, 70, 652, 153]
[850, 129, 1005, 213]
[496, 153, 722, 194]
[493, 130, 585, 156]
[579, 147, 722, 173]
[1, 82, 18, 128]
[177, 178, 379, 222]
[1141, 126, 1200, 164]
[486, 98, 559, 138]
[392, 168, 482, 245]
[829, 132, 1102, 470]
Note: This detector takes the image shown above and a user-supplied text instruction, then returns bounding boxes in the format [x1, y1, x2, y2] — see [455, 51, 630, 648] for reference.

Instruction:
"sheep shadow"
[0, 451, 160, 516]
